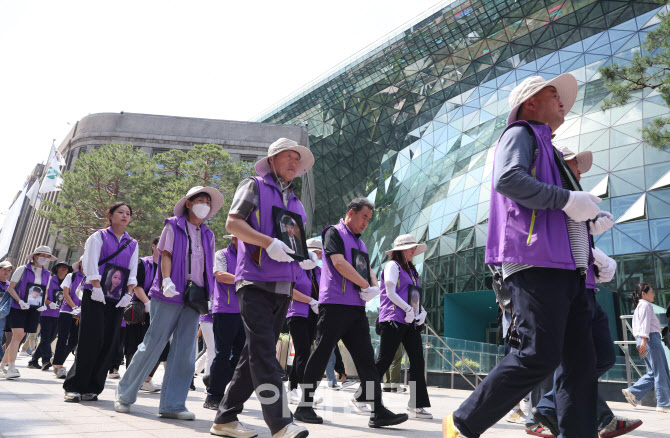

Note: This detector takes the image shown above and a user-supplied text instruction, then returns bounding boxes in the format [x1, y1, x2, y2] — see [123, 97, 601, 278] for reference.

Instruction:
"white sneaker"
[5, 368, 20, 379]
[140, 380, 161, 392]
[407, 407, 433, 419]
[56, 367, 67, 379]
[348, 398, 372, 416]
[108, 369, 120, 379]
[505, 407, 527, 424]
[313, 393, 323, 405]
[114, 400, 130, 413]
[340, 379, 356, 389]
[210, 421, 258, 437]
[272, 422, 308, 438]
[288, 388, 300, 405]
[622, 388, 639, 407]
[657, 406, 670, 413]
[19, 351, 31, 357]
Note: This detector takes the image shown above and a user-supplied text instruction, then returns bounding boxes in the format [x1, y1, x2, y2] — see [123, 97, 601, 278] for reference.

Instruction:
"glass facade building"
[260, 0, 670, 338]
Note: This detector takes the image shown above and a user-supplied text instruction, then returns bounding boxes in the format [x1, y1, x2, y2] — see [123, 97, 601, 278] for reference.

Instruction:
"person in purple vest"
[123, 236, 167, 393]
[443, 74, 615, 438]
[28, 261, 72, 371]
[1, 245, 56, 380]
[53, 256, 84, 379]
[376, 234, 431, 420]
[203, 234, 246, 410]
[210, 138, 316, 438]
[286, 238, 322, 406]
[63, 202, 138, 402]
[294, 198, 409, 428]
[115, 186, 222, 420]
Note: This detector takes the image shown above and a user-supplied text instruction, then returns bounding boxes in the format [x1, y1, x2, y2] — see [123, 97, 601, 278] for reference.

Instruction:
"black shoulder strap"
[98, 240, 131, 267]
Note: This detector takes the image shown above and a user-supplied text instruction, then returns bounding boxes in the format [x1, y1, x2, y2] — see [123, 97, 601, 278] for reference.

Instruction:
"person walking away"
[53, 257, 84, 378]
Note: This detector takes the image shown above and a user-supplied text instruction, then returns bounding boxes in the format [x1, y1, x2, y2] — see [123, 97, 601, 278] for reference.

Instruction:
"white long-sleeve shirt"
[383, 262, 412, 313]
[82, 230, 138, 288]
[632, 299, 661, 339]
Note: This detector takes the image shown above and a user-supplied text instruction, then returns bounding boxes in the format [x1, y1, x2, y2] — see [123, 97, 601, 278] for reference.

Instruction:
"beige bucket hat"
[385, 234, 428, 257]
[508, 73, 578, 126]
[173, 186, 224, 221]
[306, 238, 323, 252]
[29, 245, 57, 262]
[557, 146, 593, 174]
[254, 138, 314, 178]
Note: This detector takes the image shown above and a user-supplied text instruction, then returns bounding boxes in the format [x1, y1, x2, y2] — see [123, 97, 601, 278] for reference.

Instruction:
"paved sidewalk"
[1, 354, 668, 437]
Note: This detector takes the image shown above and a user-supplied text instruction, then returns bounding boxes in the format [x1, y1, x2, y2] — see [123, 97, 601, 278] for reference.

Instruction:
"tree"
[599, 1, 670, 151]
[40, 144, 165, 249]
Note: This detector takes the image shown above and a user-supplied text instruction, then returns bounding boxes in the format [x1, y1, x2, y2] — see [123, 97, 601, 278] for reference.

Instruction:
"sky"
[0, 0, 443, 226]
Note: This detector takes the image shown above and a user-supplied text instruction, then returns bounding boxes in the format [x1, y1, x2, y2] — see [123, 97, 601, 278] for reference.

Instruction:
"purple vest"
[213, 243, 239, 314]
[149, 216, 215, 306]
[199, 313, 214, 323]
[42, 275, 64, 318]
[378, 262, 421, 325]
[235, 175, 306, 284]
[586, 261, 596, 290]
[286, 266, 321, 319]
[12, 263, 51, 310]
[83, 228, 138, 292]
[485, 121, 575, 270]
[61, 271, 83, 312]
[319, 220, 368, 307]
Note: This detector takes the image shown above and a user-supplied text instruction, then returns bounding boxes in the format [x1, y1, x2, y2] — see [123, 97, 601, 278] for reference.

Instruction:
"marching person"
[622, 283, 670, 413]
[115, 186, 222, 420]
[53, 257, 84, 379]
[63, 202, 138, 402]
[295, 198, 408, 428]
[1, 246, 55, 379]
[376, 234, 431, 419]
[443, 73, 611, 437]
[28, 261, 72, 371]
[0, 260, 14, 362]
[210, 138, 315, 438]
[287, 238, 322, 405]
[203, 235, 246, 410]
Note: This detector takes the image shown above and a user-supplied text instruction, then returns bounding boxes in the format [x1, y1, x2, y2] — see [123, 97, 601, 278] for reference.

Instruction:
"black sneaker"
[203, 396, 221, 410]
[368, 405, 408, 428]
[41, 362, 52, 371]
[202, 374, 210, 388]
[294, 406, 323, 424]
[531, 408, 559, 437]
[190, 377, 196, 391]
[27, 361, 41, 369]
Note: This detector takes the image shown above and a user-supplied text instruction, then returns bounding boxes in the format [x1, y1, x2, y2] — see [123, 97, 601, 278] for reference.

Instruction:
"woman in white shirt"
[622, 282, 670, 413]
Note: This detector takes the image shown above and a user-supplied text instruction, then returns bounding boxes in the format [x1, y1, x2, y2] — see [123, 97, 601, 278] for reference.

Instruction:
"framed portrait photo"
[52, 289, 64, 308]
[408, 284, 422, 316]
[25, 283, 46, 309]
[351, 248, 371, 290]
[272, 206, 308, 261]
[101, 264, 130, 302]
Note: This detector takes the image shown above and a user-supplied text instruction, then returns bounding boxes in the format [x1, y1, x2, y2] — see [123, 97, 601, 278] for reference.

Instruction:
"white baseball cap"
[508, 73, 578, 126]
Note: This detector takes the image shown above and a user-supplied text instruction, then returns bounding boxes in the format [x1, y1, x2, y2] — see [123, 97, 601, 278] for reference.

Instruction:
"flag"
[27, 181, 40, 207]
[31, 145, 64, 210]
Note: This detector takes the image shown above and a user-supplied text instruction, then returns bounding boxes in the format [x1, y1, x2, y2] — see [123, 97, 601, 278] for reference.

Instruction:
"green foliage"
[454, 358, 480, 372]
[599, 1, 670, 151]
[41, 143, 253, 253]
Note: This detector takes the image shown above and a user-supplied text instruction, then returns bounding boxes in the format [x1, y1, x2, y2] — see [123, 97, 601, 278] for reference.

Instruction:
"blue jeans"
[628, 332, 670, 408]
[117, 299, 200, 413]
[325, 348, 337, 384]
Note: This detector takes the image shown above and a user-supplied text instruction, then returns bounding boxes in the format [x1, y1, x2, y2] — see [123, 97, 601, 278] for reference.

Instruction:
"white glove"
[589, 211, 614, 235]
[299, 251, 318, 270]
[359, 286, 381, 302]
[596, 264, 615, 283]
[91, 287, 106, 304]
[72, 307, 81, 316]
[144, 300, 151, 313]
[266, 238, 295, 263]
[416, 307, 427, 325]
[162, 277, 179, 298]
[115, 294, 132, 308]
[208, 300, 213, 311]
[592, 247, 611, 268]
[309, 299, 319, 314]
[18, 300, 30, 310]
[37, 305, 47, 312]
[49, 302, 59, 310]
[561, 191, 601, 222]
[404, 309, 416, 323]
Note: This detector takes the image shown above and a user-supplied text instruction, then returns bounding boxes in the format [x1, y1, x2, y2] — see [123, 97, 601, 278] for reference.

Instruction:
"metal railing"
[423, 323, 483, 389]
[614, 315, 644, 387]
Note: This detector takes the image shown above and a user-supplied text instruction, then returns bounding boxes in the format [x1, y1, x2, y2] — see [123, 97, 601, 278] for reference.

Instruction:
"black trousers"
[453, 268, 596, 438]
[208, 312, 246, 399]
[375, 320, 430, 408]
[53, 313, 79, 366]
[287, 313, 317, 391]
[301, 303, 383, 410]
[215, 286, 292, 435]
[63, 290, 123, 395]
[31, 315, 58, 364]
[110, 326, 126, 371]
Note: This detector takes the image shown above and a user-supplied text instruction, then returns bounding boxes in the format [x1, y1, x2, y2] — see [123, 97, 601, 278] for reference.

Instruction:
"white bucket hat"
[173, 186, 224, 221]
[306, 238, 323, 252]
[384, 234, 428, 257]
[29, 245, 57, 262]
[557, 146, 593, 174]
[0, 260, 13, 269]
[254, 138, 314, 178]
[508, 73, 578, 126]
